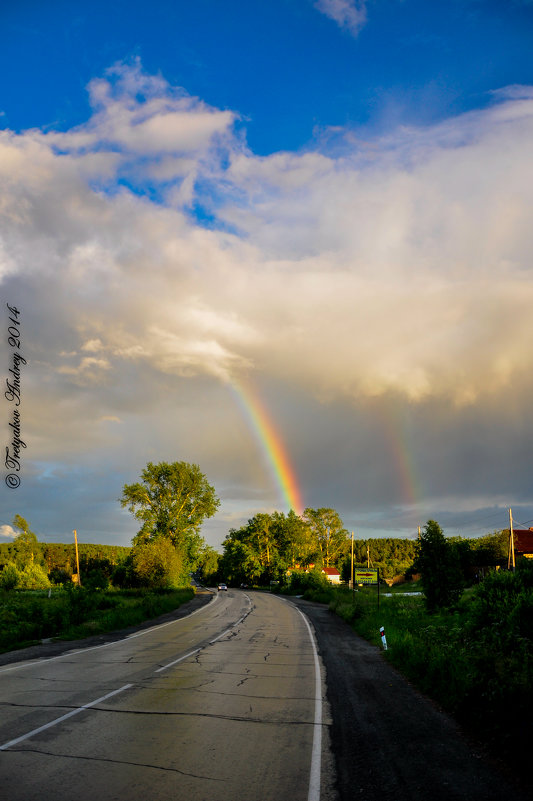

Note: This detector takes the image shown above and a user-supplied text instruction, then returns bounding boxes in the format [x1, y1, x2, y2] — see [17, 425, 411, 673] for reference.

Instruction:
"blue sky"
[3, 0, 532, 152]
[1, 0, 533, 549]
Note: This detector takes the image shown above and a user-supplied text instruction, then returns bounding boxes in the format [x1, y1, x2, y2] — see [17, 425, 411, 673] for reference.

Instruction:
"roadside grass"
[325, 575, 533, 784]
[281, 564, 533, 785]
[331, 587, 474, 704]
[384, 580, 423, 593]
[0, 586, 195, 652]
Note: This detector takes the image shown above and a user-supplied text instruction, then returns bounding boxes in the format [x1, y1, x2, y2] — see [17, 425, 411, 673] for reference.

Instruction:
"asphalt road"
[0, 590, 528, 801]
[0, 590, 335, 801]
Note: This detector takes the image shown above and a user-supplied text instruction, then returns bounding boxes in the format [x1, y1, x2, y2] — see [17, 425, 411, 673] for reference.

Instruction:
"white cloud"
[81, 338, 105, 352]
[57, 356, 112, 380]
[1, 63, 533, 483]
[314, 0, 367, 37]
[0, 526, 16, 539]
[17, 58, 238, 196]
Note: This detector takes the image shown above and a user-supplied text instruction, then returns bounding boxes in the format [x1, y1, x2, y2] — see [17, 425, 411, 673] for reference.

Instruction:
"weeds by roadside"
[0, 585, 195, 652]
[325, 567, 533, 786]
[279, 563, 533, 785]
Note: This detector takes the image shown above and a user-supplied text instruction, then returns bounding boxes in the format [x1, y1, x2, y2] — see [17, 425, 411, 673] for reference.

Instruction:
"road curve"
[0, 590, 335, 801]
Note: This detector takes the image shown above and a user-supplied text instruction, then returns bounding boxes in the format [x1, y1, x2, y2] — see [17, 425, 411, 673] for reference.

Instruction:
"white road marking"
[0, 684, 133, 751]
[1, 590, 321, 799]
[296, 608, 323, 801]
[154, 648, 201, 673]
[156, 593, 252, 670]
[209, 629, 231, 643]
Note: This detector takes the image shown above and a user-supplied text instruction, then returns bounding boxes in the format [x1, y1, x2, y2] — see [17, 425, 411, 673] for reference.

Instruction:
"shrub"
[467, 559, 533, 637]
[18, 563, 51, 590]
[285, 568, 336, 603]
[0, 563, 20, 590]
[414, 520, 463, 611]
[0, 562, 51, 590]
[132, 539, 185, 589]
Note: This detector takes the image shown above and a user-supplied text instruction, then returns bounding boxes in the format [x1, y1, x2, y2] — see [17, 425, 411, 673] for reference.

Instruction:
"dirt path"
[290, 596, 529, 801]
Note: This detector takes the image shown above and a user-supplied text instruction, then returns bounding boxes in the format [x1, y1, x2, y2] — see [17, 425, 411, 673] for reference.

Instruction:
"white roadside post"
[380, 626, 388, 650]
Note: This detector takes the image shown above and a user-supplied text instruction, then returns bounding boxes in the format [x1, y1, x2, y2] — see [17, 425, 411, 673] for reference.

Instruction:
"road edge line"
[296, 607, 322, 801]
[0, 683, 133, 751]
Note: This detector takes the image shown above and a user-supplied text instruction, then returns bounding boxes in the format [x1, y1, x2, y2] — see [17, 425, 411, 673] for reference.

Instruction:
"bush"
[284, 569, 336, 603]
[468, 560, 533, 634]
[18, 563, 51, 590]
[49, 567, 72, 585]
[0, 562, 51, 590]
[0, 563, 20, 590]
[83, 568, 110, 591]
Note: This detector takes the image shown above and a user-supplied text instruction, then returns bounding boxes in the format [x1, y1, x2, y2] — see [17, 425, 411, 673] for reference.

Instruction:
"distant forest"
[0, 540, 131, 580]
[346, 531, 509, 581]
[0, 528, 509, 587]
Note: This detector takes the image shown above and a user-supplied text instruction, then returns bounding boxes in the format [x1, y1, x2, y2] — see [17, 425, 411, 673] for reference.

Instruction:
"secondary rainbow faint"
[375, 398, 419, 508]
[229, 378, 304, 516]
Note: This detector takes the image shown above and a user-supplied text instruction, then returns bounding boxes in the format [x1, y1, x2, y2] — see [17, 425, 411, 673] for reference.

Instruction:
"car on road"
[217, 583, 228, 591]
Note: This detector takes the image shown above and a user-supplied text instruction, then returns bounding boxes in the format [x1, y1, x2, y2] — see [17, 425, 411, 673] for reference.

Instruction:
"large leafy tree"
[220, 511, 303, 585]
[120, 461, 220, 566]
[12, 515, 41, 568]
[271, 510, 316, 568]
[414, 519, 463, 611]
[196, 544, 220, 584]
[219, 537, 263, 586]
[220, 508, 351, 585]
[220, 515, 277, 585]
[303, 508, 349, 568]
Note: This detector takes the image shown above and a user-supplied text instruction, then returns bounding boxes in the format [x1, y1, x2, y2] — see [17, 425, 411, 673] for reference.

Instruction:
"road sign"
[354, 569, 378, 585]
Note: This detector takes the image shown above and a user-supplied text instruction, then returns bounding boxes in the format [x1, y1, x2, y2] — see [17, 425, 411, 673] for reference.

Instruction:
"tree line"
[217, 509, 510, 587]
[218, 507, 349, 587]
[0, 514, 132, 590]
[0, 460, 513, 593]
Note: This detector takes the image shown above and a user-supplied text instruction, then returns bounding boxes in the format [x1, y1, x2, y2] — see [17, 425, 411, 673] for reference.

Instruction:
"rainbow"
[230, 379, 303, 516]
[375, 399, 419, 508]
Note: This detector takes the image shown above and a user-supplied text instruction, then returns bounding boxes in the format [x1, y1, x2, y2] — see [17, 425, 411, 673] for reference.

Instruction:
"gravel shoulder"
[289, 596, 530, 801]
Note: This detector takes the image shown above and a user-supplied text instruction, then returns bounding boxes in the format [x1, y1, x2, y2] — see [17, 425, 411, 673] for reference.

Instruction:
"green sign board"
[354, 569, 378, 585]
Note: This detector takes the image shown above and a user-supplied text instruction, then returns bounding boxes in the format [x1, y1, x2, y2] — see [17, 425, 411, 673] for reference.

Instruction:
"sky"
[1, 0, 533, 551]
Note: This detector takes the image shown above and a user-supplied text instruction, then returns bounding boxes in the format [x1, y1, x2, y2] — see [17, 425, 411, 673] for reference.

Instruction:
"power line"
[511, 516, 533, 529]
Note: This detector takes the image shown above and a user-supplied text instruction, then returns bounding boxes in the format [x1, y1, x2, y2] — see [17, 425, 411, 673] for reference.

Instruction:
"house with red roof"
[511, 529, 533, 559]
[321, 566, 341, 584]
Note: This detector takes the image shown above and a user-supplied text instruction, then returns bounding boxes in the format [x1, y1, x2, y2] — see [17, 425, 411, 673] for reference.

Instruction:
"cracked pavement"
[0, 590, 335, 801]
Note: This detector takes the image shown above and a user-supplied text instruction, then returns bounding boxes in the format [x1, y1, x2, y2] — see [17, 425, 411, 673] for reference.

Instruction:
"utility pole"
[73, 529, 81, 586]
[508, 508, 515, 571]
[351, 532, 354, 595]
